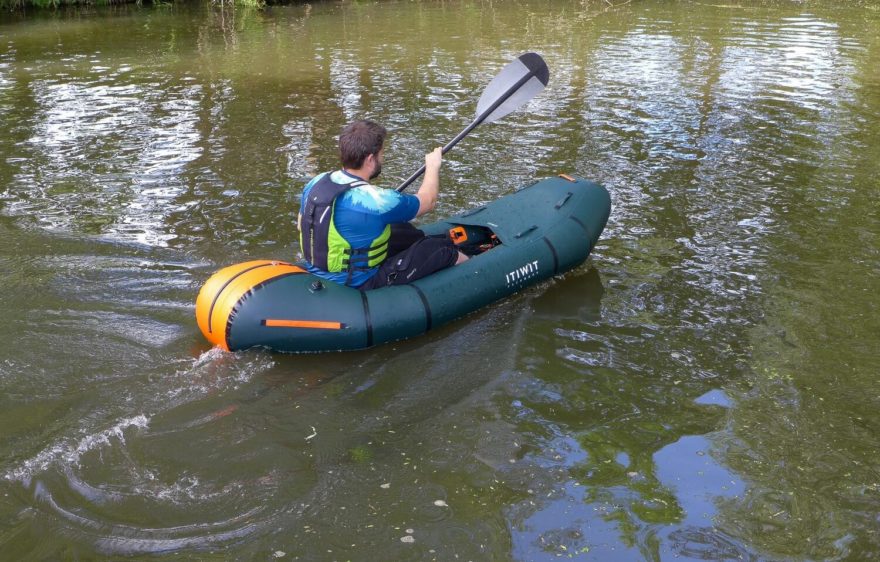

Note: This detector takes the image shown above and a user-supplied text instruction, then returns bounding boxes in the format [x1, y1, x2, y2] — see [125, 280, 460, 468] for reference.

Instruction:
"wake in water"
[0, 345, 292, 555]
[5, 415, 151, 484]
[4, 346, 273, 482]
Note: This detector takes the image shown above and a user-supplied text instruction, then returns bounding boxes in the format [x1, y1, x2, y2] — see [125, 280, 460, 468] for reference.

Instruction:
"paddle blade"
[475, 52, 549, 124]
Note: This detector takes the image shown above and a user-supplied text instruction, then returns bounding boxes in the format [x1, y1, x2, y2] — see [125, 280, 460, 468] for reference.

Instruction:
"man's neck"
[342, 167, 370, 182]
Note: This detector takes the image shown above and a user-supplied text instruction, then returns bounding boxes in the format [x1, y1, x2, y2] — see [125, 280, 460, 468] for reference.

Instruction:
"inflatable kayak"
[196, 175, 610, 353]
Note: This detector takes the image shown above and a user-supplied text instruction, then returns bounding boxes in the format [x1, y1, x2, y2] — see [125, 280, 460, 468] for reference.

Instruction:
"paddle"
[395, 52, 550, 193]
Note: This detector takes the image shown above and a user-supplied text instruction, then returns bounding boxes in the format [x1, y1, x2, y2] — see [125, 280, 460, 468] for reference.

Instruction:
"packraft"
[196, 175, 611, 353]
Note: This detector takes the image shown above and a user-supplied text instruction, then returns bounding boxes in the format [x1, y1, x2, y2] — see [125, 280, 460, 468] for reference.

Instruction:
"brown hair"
[338, 120, 386, 169]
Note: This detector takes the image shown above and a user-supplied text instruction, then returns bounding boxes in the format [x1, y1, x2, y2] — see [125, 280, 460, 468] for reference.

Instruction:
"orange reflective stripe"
[263, 319, 344, 330]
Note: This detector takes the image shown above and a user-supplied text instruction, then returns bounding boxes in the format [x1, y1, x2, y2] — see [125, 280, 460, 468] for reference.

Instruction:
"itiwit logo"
[505, 260, 540, 287]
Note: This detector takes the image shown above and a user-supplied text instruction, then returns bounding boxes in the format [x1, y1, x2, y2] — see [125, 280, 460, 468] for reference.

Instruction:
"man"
[298, 120, 467, 290]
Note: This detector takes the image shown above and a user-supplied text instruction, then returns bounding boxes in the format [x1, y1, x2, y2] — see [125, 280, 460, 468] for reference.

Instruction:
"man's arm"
[415, 147, 442, 217]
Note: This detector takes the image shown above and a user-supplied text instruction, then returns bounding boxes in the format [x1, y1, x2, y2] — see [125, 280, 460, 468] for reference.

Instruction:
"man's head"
[339, 120, 386, 179]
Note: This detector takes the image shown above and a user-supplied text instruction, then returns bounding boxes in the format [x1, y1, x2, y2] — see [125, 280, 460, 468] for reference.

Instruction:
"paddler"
[298, 120, 468, 289]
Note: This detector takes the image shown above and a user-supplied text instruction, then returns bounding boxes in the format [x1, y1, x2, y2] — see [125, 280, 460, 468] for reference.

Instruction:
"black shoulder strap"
[301, 173, 368, 269]
[309, 175, 367, 206]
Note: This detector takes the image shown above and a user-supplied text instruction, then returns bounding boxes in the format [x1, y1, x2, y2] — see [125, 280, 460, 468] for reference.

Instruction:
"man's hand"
[415, 147, 442, 217]
[425, 147, 442, 172]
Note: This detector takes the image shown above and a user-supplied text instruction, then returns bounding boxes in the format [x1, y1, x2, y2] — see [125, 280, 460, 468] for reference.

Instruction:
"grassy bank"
[1, 0, 265, 10]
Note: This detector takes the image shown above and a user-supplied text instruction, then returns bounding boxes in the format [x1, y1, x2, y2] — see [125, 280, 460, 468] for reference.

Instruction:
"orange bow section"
[195, 260, 305, 350]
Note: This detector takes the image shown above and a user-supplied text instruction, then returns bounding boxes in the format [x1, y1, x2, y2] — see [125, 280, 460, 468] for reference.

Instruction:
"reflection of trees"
[715, 7, 880, 558]
[498, 4, 878, 557]
[0, 48, 40, 223]
[166, 4, 344, 259]
[4, 2, 879, 556]
[516, 352, 729, 552]
[158, 2, 878, 558]
[500, 267, 729, 557]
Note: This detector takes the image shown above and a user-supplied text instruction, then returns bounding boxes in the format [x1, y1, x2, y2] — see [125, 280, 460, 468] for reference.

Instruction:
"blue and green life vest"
[300, 173, 391, 284]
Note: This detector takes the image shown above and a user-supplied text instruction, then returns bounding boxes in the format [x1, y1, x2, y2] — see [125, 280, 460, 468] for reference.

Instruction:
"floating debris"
[433, 500, 448, 507]
[305, 426, 317, 441]
[401, 536, 415, 543]
[380, 483, 391, 489]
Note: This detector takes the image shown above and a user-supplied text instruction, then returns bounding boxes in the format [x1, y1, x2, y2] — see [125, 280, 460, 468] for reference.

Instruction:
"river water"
[1, 0, 878, 559]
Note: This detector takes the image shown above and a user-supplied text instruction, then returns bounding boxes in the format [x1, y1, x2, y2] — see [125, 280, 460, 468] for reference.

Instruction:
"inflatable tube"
[196, 175, 611, 353]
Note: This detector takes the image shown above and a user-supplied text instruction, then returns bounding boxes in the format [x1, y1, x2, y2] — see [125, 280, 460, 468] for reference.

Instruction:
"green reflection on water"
[1, 0, 879, 560]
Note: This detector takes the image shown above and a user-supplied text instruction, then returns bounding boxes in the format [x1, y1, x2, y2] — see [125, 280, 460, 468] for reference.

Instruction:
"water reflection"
[2, 0, 880, 559]
[5, 63, 202, 246]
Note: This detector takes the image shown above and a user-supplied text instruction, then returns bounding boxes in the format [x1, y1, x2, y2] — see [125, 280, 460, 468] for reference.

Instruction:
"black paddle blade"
[475, 52, 550, 124]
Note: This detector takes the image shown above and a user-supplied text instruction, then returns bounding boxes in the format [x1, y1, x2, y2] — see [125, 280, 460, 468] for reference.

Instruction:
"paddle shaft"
[395, 69, 539, 193]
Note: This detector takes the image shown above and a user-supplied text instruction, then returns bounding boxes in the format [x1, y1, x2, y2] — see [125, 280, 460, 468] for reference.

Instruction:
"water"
[1, 1, 879, 559]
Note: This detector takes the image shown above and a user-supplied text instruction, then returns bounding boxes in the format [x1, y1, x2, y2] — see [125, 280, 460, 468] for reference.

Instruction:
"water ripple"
[5, 63, 202, 247]
[1, 2, 878, 559]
